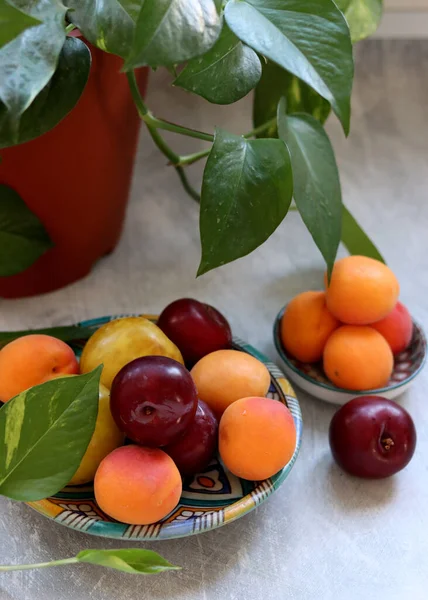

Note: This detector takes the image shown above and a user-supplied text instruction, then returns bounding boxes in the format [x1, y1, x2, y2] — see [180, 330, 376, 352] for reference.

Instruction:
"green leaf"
[335, 0, 383, 43]
[342, 205, 385, 261]
[0, 0, 67, 128]
[174, 25, 261, 105]
[0, 325, 95, 349]
[253, 60, 331, 138]
[198, 128, 293, 275]
[117, 0, 142, 20]
[77, 550, 180, 574]
[0, 36, 91, 148]
[277, 99, 341, 275]
[67, 0, 138, 57]
[0, 367, 102, 501]
[0, 0, 40, 49]
[0, 185, 53, 277]
[224, 0, 353, 135]
[124, 0, 221, 69]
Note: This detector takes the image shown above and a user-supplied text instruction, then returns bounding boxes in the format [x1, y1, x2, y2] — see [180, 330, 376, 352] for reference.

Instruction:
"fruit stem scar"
[381, 437, 394, 451]
[143, 406, 154, 416]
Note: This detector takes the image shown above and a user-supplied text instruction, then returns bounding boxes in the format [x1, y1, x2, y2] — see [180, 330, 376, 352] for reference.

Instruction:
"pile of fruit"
[280, 255, 417, 480]
[280, 256, 414, 391]
[0, 299, 296, 526]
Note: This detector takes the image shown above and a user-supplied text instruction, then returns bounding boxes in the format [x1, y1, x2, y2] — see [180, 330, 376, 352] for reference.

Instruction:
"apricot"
[280, 291, 340, 362]
[190, 349, 271, 417]
[323, 326, 394, 391]
[219, 397, 296, 480]
[69, 384, 124, 485]
[371, 301, 413, 355]
[0, 334, 79, 402]
[80, 317, 183, 389]
[94, 445, 182, 525]
[325, 256, 399, 325]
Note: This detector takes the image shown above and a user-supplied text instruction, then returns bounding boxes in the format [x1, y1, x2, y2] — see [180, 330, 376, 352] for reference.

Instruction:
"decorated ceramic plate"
[274, 306, 427, 406]
[27, 315, 303, 541]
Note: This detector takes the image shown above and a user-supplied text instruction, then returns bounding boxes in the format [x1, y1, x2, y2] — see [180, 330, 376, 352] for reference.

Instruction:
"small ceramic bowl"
[27, 314, 303, 541]
[274, 306, 427, 406]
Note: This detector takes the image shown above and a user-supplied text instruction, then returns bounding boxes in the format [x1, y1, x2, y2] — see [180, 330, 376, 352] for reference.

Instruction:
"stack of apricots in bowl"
[275, 256, 426, 405]
[0, 299, 298, 528]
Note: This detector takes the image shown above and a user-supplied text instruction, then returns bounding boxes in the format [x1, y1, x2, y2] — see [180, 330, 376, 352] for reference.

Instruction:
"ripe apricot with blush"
[281, 291, 339, 362]
[191, 350, 271, 417]
[371, 302, 413, 355]
[94, 445, 182, 525]
[0, 334, 79, 402]
[219, 396, 296, 481]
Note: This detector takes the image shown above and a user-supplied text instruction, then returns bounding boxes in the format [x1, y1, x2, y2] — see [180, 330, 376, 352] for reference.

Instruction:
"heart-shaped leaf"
[225, 0, 353, 134]
[0, 325, 95, 349]
[0, 0, 40, 49]
[124, 0, 221, 69]
[67, 0, 138, 57]
[198, 128, 293, 275]
[253, 60, 331, 138]
[335, 0, 383, 43]
[0, 185, 53, 276]
[0, 0, 67, 129]
[174, 25, 261, 104]
[77, 549, 180, 574]
[277, 99, 342, 275]
[342, 205, 385, 261]
[0, 36, 91, 148]
[0, 367, 102, 501]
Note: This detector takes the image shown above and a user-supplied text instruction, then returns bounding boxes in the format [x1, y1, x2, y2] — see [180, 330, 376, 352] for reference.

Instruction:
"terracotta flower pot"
[0, 40, 148, 298]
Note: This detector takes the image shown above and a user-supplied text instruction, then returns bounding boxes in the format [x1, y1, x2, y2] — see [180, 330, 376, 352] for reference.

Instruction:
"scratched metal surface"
[1, 40, 428, 600]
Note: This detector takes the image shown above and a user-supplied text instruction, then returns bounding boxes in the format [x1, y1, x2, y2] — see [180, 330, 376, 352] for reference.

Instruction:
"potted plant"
[0, 0, 383, 298]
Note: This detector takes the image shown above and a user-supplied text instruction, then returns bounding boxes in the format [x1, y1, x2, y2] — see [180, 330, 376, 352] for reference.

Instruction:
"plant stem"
[176, 167, 200, 203]
[150, 117, 214, 142]
[65, 23, 75, 34]
[0, 557, 78, 572]
[178, 117, 278, 166]
[127, 71, 180, 165]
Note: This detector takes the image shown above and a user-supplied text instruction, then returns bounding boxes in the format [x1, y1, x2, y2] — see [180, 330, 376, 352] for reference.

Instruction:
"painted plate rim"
[273, 305, 427, 396]
[26, 314, 303, 541]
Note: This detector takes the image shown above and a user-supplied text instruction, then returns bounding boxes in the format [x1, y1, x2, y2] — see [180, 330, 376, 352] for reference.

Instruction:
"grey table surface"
[1, 40, 428, 600]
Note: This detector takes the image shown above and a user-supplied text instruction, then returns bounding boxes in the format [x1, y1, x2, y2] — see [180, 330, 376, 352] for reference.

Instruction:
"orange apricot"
[94, 445, 182, 525]
[323, 326, 393, 391]
[325, 256, 399, 325]
[190, 350, 271, 417]
[219, 396, 296, 481]
[0, 334, 79, 402]
[280, 291, 340, 362]
[371, 301, 413, 355]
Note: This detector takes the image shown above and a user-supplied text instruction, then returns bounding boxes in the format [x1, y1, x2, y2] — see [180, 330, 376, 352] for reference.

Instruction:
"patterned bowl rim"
[273, 305, 427, 395]
[26, 314, 303, 541]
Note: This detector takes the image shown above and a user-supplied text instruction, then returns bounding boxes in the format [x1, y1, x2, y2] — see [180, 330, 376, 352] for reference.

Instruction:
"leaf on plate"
[225, 0, 353, 134]
[0, 325, 95, 349]
[341, 204, 385, 261]
[77, 549, 180, 574]
[174, 24, 261, 105]
[335, 0, 383, 43]
[67, 0, 138, 57]
[0, 185, 53, 277]
[0, 367, 102, 501]
[277, 99, 342, 275]
[124, 0, 221, 69]
[0, 0, 40, 49]
[198, 128, 293, 275]
[0, 36, 91, 148]
[253, 60, 331, 138]
[0, 0, 67, 130]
